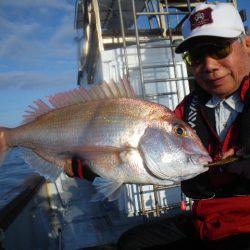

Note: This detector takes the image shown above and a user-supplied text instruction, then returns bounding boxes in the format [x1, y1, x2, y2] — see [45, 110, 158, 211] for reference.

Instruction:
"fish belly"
[84, 149, 174, 185]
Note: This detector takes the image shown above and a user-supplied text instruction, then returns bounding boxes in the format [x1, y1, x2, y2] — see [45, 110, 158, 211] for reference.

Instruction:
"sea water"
[0, 148, 34, 208]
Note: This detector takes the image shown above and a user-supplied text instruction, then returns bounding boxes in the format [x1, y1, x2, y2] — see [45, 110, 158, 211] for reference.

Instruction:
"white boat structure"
[0, 0, 245, 249]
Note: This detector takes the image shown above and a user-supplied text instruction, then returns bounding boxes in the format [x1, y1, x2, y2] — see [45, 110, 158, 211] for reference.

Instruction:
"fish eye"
[174, 125, 187, 137]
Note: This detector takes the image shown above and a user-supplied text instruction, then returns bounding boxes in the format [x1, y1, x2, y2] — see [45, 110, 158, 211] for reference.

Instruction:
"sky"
[0, 0, 77, 127]
[0, 0, 250, 128]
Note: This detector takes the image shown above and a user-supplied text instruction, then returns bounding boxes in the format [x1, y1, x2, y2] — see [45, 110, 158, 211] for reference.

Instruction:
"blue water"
[0, 148, 34, 207]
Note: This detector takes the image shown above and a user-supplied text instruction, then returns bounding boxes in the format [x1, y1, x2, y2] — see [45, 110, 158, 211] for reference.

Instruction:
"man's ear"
[244, 35, 250, 55]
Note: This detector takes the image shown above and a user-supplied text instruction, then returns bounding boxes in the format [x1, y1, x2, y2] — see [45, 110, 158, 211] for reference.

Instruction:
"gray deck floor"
[55, 175, 144, 249]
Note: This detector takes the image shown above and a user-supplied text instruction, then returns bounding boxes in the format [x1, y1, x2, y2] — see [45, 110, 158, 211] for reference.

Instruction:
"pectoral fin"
[91, 177, 124, 202]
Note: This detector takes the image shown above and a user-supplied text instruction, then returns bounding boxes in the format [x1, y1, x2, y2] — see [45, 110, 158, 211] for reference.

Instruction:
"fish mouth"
[189, 154, 212, 166]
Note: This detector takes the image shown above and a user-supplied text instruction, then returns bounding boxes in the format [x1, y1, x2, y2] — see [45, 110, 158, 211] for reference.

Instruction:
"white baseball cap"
[175, 3, 245, 53]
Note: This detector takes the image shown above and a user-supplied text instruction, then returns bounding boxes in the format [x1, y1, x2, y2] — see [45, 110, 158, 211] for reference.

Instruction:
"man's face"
[190, 36, 250, 99]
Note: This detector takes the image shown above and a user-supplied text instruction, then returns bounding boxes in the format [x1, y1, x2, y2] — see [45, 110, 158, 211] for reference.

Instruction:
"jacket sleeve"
[181, 172, 216, 199]
[174, 96, 190, 120]
[223, 158, 250, 180]
[70, 156, 97, 181]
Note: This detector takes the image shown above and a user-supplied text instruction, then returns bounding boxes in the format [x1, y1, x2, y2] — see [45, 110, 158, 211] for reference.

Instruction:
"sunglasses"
[182, 36, 243, 67]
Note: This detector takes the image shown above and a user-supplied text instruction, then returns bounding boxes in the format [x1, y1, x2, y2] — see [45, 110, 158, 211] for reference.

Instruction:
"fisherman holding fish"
[116, 3, 250, 250]
[1, 2, 250, 249]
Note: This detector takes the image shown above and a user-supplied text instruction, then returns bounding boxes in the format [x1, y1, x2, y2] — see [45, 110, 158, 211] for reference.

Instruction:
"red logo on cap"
[190, 8, 213, 30]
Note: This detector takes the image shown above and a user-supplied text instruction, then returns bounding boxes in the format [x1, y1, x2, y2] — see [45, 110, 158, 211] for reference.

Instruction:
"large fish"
[0, 78, 211, 200]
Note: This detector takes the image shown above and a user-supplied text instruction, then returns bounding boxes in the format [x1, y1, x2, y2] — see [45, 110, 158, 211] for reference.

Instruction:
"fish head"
[139, 117, 212, 181]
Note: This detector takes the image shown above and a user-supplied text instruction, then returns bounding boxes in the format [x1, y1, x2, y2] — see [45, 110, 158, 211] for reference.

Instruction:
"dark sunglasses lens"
[183, 52, 202, 66]
[183, 42, 231, 66]
[211, 43, 231, 59]
[182, 53, 191, 65]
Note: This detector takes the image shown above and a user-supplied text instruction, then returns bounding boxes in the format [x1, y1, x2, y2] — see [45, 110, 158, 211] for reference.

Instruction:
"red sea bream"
[0, 78, 211, 200]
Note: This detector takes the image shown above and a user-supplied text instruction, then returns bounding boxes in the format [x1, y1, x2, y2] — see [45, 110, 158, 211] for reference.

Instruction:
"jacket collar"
[205, 92, 244, 113]
[240, 75, 250, 102]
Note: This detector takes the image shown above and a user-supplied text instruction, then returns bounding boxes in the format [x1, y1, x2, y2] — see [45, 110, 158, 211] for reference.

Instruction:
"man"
[65, 3, 250, 249]
[116, 3, 250, 249]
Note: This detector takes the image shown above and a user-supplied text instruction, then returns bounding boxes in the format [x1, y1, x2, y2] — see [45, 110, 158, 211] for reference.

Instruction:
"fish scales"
[7, 98, 161, 152]
[0, 79, 212, 201]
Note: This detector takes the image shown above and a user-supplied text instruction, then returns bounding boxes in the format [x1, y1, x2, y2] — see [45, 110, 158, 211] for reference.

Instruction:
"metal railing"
[74, 0, 239, 217]
[123, 0, 193, 217]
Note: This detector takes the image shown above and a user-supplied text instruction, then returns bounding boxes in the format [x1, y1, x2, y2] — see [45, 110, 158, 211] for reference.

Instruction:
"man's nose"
[201, 55, 220, 72]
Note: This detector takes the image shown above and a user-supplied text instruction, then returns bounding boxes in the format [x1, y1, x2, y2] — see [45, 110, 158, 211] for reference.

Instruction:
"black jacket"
[178, 79, 250, 199]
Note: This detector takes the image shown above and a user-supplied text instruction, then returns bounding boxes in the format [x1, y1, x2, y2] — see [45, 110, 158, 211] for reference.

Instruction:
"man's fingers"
[64, 158, 74, 177]
[222, 148, 235, 160]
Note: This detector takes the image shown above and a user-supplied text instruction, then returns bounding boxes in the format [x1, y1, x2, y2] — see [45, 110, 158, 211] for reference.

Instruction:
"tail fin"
[0, 127, 9, 166]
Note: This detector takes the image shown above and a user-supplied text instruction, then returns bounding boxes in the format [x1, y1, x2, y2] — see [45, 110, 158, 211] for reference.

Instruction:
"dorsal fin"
[23, 77, 136, 123]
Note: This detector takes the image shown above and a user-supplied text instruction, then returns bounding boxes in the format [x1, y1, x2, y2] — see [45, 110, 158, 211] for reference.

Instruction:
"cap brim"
[175, 28, 243, 53]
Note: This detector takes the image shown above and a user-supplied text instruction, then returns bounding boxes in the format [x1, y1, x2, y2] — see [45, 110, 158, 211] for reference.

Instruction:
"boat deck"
[52, 175, 146, 249]
[0, 171, 183, 249]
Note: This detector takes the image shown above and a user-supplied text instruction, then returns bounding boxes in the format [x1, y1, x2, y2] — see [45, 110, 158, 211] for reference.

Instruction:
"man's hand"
[222, 148, 235, 160]
[223, 158, 250, 179]
[63, 156, 97, 181]
[222, 148, 250, 180]
[64, 158, 75, 177]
